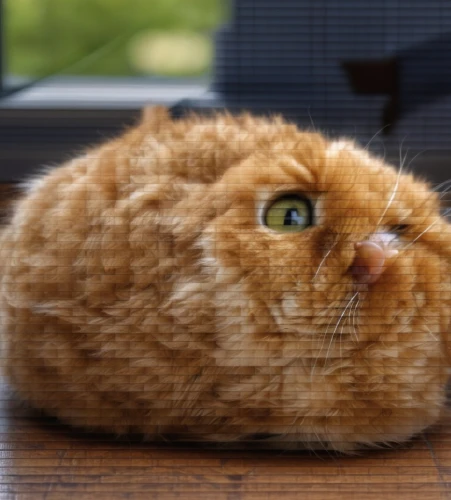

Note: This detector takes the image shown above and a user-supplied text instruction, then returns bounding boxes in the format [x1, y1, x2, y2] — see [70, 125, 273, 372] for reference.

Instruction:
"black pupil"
[284, 208, 302, 226]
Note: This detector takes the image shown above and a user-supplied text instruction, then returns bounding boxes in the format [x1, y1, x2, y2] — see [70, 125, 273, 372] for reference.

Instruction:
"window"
[5, 0, 226, 80]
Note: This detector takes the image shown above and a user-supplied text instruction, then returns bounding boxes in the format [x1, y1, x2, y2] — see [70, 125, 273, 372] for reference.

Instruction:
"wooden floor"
[0, 379, 450, 500]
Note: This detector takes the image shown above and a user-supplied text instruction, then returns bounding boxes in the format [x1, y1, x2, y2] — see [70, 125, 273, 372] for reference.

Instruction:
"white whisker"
[307, 107, 317, 132]
[311, 291, 359, 380]
[311, 243, 337, 283]
[403, 150, 427, 179]
[310, 302, 343, 380]
[350, 294, 360, 341]
[324, 291, 359, 366]
[403, 216, 441, 251]
[421, 324, 438, 342]
[433, 178, 451, 193]
[439, 188, 451, 200]
[364, 125, 390, 151]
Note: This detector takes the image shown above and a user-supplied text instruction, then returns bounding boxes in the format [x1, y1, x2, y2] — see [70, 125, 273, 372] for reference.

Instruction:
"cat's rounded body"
[1, 108, 451, 452]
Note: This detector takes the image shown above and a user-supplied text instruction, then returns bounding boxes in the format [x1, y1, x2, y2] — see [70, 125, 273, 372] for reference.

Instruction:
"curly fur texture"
[1, 107, 451, 452]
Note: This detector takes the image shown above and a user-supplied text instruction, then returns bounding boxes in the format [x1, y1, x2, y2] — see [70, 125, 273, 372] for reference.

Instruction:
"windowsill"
[0, 76, 210, 109]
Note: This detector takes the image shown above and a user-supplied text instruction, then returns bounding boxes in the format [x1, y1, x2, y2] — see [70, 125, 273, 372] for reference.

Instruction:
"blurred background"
[6, 0, 225, 78]
[0, 0, 227, 185]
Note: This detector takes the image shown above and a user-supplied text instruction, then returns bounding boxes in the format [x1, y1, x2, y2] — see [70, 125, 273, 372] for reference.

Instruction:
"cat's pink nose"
[350, 241, 398, 285]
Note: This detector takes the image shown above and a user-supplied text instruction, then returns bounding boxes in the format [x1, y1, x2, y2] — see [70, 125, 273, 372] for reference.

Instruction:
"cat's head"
[154, 109, 451, 451]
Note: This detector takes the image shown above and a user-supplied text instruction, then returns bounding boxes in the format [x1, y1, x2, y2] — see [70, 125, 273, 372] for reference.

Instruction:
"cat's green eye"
[264, 195, 312, 232]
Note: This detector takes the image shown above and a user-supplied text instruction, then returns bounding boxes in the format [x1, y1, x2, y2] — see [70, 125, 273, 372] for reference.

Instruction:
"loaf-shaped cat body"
[1, 108, 450, 451]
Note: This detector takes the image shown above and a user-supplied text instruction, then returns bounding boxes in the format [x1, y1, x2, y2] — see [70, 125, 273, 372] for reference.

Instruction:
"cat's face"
[171, 125, 451, 450]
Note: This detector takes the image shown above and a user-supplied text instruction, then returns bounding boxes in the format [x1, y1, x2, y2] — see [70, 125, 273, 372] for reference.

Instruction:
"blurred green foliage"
[5, 0, 226, 77]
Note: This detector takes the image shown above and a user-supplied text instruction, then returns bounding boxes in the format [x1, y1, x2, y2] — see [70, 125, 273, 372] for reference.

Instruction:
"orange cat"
[1, 107, 450, 452]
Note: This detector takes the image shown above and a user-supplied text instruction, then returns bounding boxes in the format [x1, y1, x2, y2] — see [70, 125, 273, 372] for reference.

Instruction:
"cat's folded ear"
[140, 106, 171, 130]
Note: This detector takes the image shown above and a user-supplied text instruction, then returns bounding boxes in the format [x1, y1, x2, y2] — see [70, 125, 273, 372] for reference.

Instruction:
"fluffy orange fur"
[1, 107, 450, 452]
